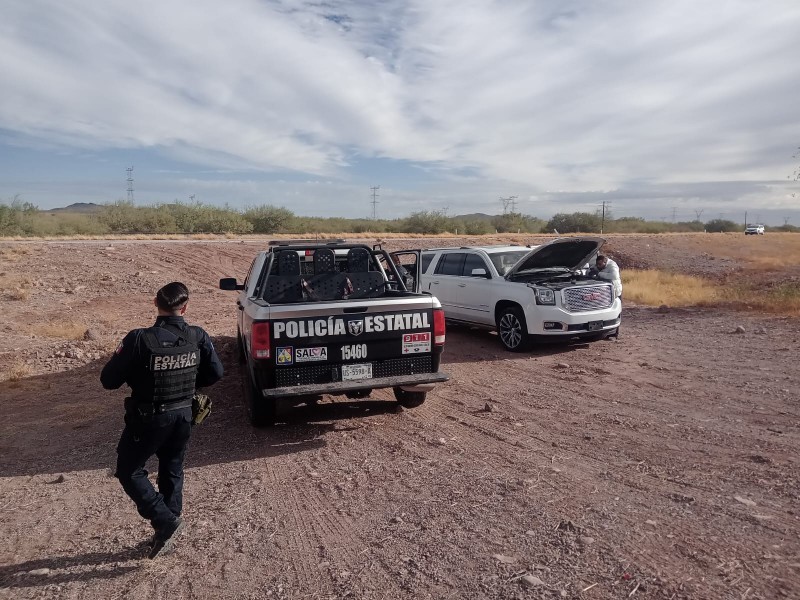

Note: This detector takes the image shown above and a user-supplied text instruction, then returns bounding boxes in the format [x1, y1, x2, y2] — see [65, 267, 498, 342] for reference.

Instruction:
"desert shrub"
[704, 219, 740, 233]
[492, 213, 545, 233]
[545, 212, 602, 233]
[402, 210, 450, 234]
[243, 205, 295, 233]
[0, 198, 39, 236]
[461, 219, 492, 235]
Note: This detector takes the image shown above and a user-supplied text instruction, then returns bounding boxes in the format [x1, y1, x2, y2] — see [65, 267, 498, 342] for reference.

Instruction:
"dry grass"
[31, 321, 88, 340]
[624, 268, 800, 315]
[0, 246, 32, 260]
[622, 270, 719, 307]
[0, 274, 32, 300]
[2, 360, 33, 382]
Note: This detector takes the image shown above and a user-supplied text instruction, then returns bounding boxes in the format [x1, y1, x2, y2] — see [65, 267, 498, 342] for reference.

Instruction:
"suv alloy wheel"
[497, 306, 530, 352]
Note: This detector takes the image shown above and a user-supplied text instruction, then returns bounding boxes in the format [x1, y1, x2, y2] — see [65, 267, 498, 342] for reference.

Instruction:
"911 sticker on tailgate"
[296, 347, 328, 362]
[402, 332, 431, 354]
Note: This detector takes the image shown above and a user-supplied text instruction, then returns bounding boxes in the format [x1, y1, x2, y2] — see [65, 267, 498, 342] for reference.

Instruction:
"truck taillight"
[433, 308, 446, 345]
[251, 322, 271, 359]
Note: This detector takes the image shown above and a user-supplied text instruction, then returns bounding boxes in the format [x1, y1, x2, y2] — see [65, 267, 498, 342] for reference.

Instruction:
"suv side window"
[435, 252, 466, 276]
[420, 252, 435, 274]
[462, 253, 489, 277]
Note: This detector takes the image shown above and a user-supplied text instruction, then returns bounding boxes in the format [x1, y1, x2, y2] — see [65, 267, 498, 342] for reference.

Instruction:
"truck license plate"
[586, 320, 602, 331]
[342, 363, 373, 381]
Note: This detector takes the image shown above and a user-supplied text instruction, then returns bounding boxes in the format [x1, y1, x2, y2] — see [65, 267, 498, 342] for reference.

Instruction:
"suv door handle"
[431, 281, 439, 285]
[457, 283, 466, 288]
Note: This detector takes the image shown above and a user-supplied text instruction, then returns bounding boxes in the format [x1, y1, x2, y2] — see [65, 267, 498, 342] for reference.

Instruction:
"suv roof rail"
[268, 238, 347, 246]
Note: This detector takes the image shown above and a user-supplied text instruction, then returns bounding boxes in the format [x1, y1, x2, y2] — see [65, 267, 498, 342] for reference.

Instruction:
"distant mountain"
[45, 203, 103, 214]
[451, 213, 497, 221]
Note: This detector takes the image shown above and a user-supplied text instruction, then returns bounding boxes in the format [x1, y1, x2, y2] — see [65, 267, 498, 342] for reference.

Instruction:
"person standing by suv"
[592, 254, 623, 298]
[101, 282, 223, 558]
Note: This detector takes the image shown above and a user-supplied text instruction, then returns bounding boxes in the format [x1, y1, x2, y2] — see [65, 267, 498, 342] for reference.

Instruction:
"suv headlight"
[535, 288, 556, 305]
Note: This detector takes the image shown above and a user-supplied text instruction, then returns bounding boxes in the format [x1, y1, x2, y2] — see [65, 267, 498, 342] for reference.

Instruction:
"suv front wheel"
[497, 306, 530, 352]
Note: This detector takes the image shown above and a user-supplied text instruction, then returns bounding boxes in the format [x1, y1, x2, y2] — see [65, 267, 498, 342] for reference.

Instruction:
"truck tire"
[393, 387, 426, 408]
[242, 365, 275, 427]
[497, 306, 530, 352]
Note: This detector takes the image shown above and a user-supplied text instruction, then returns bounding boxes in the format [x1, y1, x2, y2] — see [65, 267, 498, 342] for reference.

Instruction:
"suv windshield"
[489, 250, 529, 276]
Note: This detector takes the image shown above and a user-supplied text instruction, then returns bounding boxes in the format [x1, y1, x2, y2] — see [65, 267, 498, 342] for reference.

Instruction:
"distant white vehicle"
[745, 224, 765, 235]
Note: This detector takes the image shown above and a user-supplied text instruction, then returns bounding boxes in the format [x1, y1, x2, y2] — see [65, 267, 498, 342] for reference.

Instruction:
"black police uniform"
[101, 315, 223, 533]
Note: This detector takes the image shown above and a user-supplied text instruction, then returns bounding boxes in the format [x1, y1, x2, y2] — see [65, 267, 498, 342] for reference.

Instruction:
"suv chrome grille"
[562, 285, 613, 312]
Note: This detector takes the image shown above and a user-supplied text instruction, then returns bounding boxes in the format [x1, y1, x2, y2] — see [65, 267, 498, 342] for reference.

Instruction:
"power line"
[370, 186, 380, 220]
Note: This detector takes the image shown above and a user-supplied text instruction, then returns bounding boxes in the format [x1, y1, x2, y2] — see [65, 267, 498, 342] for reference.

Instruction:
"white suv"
[744, 224, 765, 235]
[392, 237, 621, 351]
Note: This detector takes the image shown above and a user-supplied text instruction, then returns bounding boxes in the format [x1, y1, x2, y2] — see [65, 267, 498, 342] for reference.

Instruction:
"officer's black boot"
[148, 517, 184, 559]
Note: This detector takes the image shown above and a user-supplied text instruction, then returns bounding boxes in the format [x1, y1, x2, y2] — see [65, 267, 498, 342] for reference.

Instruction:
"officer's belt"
[130, 398, 193, 415]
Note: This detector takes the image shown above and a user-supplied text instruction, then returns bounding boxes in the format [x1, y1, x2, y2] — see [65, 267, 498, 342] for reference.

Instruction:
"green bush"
[402, 211, 450, 234]
[704, 219, 740, 233]
[491, 212, 545, 233]
[545, 212, 602, 233]
[243, 205, 295, 233]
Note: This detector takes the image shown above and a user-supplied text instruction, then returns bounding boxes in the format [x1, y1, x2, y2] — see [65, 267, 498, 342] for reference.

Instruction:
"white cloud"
[0, 0, 799, 219]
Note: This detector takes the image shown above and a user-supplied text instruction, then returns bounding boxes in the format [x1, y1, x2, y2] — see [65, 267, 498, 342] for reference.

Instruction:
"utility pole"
[126, 166, 134, 203]
[370, 186, 380, 220]
[784, 216, 790, 225]
[671, 207, 677, 223]
[598, 200, 612, 234]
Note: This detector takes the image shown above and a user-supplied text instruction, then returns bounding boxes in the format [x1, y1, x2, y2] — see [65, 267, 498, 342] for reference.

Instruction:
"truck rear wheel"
[497, 306, 530, 352]
[393, 387, 426, 408]
[242, 365, 275, 426]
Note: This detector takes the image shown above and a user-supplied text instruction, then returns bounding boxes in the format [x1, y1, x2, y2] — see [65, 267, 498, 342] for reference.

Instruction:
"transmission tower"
[671, 207, 678, 223]
[189, 194, 196, 203]
[694, 208, 704, 220]
[370, 186, 380, 220]
[500, 196, 517, 214]
[126, 166, 134, 203]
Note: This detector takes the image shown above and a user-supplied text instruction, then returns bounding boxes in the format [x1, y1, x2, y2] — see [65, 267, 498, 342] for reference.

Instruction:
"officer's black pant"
[116, 407, 192, 531]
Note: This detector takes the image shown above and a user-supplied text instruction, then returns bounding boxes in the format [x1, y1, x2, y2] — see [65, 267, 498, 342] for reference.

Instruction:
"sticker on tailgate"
[276, 347, 293, 365]
[296, 347, 328, 362]
[402, 332, 431, 354]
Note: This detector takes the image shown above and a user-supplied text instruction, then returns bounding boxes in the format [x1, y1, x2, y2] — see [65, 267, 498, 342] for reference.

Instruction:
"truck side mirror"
[219, 277, 244, 291]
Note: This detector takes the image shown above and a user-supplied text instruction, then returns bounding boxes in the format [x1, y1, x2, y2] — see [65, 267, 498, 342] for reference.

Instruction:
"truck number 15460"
[341, 344, 367, 360]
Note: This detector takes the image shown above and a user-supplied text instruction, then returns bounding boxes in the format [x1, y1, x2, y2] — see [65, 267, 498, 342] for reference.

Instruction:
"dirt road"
[1, 239, 798, 599]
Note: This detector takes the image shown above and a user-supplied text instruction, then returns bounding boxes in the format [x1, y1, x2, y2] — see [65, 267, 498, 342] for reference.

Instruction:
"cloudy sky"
[1, 0, 799, 223]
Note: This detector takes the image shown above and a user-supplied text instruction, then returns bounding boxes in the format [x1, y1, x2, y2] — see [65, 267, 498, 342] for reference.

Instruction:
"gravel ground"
[1, 237, 798, 599]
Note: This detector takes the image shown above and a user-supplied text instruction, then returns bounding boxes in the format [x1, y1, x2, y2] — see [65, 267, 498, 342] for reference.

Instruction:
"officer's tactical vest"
[140, 324, 200, 404]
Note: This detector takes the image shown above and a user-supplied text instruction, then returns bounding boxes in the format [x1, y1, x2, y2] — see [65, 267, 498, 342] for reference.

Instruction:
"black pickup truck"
[220, 240, 449, 425]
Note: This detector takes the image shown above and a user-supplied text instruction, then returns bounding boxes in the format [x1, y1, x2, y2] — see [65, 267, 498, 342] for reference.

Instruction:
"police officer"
[101, 281, 223, 558]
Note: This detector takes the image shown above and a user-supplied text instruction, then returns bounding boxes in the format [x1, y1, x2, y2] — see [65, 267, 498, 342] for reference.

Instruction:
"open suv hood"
[505, 237, 605, 277]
